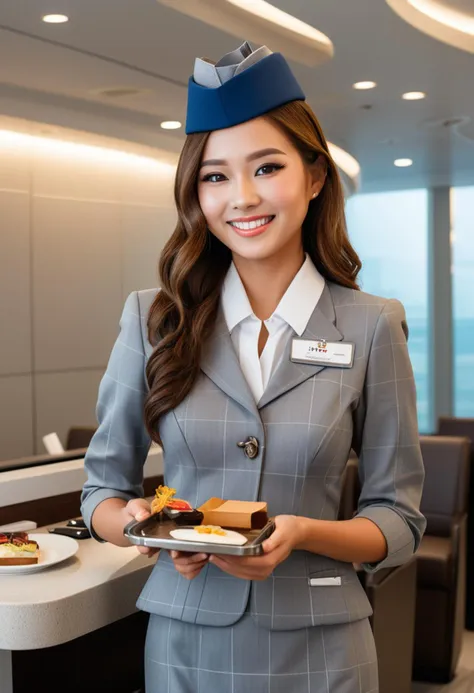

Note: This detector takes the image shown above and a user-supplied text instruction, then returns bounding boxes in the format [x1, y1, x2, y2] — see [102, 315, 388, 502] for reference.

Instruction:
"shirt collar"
[274, 254, 325, 336]
[221, 262, 254, 333]
[221, 254, 325, 336]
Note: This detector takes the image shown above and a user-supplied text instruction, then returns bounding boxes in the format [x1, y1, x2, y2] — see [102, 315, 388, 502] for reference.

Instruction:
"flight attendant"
[81, 41, 426, 692]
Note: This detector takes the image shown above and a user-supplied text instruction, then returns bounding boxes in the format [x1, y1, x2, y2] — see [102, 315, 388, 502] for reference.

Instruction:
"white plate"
[169, 528, 248, 546]
[0, 533, 79, 575]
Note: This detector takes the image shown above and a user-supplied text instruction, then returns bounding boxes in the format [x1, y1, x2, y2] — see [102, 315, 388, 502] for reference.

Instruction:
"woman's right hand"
[123, 498, 158, 557]
[170, 550, 209, 580]
[123, 499, 208, 576]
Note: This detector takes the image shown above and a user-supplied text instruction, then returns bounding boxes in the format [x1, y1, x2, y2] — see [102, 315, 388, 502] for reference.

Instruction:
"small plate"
[0, 533, 79, 575]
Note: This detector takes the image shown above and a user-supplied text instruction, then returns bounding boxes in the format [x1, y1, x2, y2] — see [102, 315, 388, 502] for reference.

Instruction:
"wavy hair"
[144, 100, 361, 445]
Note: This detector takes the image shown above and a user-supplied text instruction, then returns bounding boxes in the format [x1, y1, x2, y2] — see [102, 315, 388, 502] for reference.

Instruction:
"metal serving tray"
[124, 515, 275, 556]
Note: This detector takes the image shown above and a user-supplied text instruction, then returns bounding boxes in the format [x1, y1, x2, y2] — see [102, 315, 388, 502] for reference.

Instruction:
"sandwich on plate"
[0, 531, 40, 565]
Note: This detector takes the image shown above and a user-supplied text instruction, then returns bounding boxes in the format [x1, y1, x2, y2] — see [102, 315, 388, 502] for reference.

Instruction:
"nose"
[230, 175, 261, 211]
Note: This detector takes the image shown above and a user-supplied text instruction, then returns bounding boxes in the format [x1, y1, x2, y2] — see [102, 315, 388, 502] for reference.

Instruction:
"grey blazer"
[81, 282, 426, 630]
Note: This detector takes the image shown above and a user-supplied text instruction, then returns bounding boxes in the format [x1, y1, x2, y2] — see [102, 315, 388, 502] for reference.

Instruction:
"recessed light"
[402, 91, 426, 100]
[160, 121, 182, 130]
[42, 14, 69, 23]
[353, 81, 377, 90]
[394, 158, 413, 167]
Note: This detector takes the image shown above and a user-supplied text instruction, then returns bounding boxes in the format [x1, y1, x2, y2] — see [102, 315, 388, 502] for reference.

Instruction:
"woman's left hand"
[209, 515, 305, 580]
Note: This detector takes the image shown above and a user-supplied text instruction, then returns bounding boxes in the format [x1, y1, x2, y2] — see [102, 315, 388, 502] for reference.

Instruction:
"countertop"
[0, 446, 163, 508]
[0, 522, 158, 650]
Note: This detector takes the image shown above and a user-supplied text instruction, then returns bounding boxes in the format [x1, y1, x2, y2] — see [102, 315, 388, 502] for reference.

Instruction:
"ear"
[308, 155, 327, 199]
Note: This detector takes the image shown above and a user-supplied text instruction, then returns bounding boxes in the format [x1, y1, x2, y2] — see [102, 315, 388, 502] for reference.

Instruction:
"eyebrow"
[200, 147, 287, 168]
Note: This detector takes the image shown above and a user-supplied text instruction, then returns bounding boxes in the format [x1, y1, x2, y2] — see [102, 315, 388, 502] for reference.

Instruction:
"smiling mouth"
[227, 215, 275, 231]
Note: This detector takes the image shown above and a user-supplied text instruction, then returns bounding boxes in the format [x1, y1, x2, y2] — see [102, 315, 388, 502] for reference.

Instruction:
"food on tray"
[151, 484, 178, 514]
[195, 525, 227, 536]
[0, 531, 40, 566]
[163, 507, 204, 525]
[166, 499, 192, 510]
[198, 498, 269, 529]
[151, 484, 203, 526]
[169, 526, 248, 546]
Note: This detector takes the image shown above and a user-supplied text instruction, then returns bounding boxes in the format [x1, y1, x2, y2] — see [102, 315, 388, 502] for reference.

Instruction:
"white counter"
[0, 523, 158, 651]
[0, 446, 163, 508]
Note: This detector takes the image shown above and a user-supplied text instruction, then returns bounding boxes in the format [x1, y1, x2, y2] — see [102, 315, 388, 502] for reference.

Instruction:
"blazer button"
[237, 436, 259, 459]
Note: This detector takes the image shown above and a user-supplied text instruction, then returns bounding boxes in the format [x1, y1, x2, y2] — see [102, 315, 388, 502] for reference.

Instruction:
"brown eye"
[256, 163, 284, 176]
[201, 173, 226, 183]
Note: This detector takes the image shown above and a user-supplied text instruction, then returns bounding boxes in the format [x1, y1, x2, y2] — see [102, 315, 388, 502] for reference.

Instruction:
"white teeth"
[230, 216, 273, 230]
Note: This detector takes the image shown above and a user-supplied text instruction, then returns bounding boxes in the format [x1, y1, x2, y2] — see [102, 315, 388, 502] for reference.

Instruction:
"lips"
[227, 215, 275, 238]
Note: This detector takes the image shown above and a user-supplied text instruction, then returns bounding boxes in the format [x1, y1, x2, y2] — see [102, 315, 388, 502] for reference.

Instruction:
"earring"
[311, 192, 318, 199]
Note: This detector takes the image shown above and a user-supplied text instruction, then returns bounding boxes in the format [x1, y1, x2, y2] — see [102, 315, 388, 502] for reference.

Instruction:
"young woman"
[81, 41, 426, 692]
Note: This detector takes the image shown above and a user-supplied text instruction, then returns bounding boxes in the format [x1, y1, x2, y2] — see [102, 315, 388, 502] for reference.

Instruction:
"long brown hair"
[144, 100, 361, 445]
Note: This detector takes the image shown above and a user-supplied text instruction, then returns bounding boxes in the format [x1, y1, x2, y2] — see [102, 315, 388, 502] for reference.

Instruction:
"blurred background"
[0, 0, 472, 457]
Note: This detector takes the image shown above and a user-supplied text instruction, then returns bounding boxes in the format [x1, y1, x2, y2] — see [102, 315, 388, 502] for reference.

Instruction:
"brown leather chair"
[438, 417, 474, 630]
[413, 435, 470, 683]
[65, 426, 97, 450]
[339, 453, 417, 693]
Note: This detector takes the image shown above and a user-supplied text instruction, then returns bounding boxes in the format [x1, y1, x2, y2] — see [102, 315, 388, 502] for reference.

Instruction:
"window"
[346, 189, 430, 432]
[451, 186, 474, 417]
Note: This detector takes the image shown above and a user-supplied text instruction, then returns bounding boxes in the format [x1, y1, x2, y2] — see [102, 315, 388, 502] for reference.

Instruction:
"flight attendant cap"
[185, 41, 306, 134]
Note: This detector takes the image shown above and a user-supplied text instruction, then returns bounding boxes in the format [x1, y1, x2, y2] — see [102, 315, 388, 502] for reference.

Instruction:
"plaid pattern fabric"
[81, 282, 426, 630]
[144, 610, 378, 693]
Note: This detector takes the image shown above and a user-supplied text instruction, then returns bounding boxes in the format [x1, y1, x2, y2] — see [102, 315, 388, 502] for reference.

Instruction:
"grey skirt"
[144, 611, 378, 693]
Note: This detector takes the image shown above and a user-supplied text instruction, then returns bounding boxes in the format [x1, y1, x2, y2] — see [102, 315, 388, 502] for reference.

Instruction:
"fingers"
[123, 498, 154, 557]
[171, 551, 208, 564]
[170, 551, 209, 580]
[137, 546, 159, 558]
[262, 534, 280, 553]
[125, 498, 152, 522]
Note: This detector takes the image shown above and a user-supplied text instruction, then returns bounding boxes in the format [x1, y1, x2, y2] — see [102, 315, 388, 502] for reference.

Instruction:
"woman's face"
[197, 116, 324, 264]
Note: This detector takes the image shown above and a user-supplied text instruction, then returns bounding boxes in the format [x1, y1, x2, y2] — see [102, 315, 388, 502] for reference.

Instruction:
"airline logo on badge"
[291, 338, 354, 368]
[307, 339, 328, 355]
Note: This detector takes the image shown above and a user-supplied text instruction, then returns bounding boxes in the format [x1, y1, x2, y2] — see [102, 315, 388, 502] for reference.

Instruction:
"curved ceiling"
[386, 0, 474, 53]
[0, 0, 473, 193]
[155, 0, 334, 67]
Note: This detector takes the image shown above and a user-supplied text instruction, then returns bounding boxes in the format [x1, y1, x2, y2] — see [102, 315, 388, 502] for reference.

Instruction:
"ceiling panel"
[0, 0, 473, 192]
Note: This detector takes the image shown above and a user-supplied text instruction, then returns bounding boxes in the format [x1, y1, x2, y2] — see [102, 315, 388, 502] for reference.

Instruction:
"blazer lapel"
[200, 305, 260, 420]
[258, 283, 344, 409]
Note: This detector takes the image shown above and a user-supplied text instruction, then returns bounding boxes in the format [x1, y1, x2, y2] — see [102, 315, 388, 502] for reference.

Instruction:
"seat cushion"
[416, 535, 453, 589]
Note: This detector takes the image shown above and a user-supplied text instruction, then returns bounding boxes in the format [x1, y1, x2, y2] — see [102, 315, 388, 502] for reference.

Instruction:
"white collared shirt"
[221, 254, 325, 403]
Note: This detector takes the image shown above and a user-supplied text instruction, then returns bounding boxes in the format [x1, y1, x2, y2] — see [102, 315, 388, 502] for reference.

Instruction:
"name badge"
[291, 338, 354, 368]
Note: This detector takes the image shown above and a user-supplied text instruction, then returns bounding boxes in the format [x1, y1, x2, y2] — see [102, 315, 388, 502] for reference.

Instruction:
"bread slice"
[0, 554, 39, 566]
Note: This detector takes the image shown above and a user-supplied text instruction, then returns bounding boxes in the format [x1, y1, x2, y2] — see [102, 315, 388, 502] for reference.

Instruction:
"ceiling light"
[155, 0, 333, 67]
[394, 158, 413, 167]
[327, 142, 361, 196]
[386, 0, 474, 53]
[225, 0, 332, 44]
[353, 81, 377, 90]
[160, 121, 182, 130]
[42, 14, 69, 23]
[408, 0, 474, 35]
[328, 143, 360, 182]
[402, 91, 426, 100]
[0, 130, 176, 173]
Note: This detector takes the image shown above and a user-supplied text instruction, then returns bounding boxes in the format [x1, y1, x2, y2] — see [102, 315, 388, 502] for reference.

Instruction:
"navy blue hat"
[185, 41, 306, 134]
